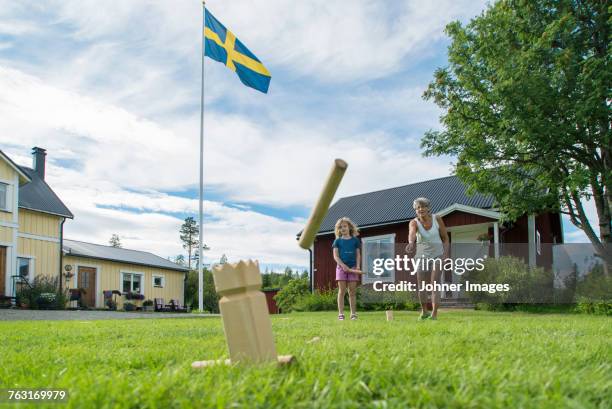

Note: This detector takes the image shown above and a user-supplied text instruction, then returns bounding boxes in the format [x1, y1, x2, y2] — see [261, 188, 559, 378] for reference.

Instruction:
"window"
[361, 234, 396, 284]
[0, 183, 7, 211]
[153, 275, 165, 288]
[17, 257, 31, 279]
[122, 272, 143, 294]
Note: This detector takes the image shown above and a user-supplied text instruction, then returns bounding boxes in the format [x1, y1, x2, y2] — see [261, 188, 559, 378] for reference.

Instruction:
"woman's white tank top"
[415, 215, 443, 258]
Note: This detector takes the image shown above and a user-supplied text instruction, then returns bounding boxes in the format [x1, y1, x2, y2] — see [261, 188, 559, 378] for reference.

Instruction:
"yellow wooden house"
[0, 147, 188, 308]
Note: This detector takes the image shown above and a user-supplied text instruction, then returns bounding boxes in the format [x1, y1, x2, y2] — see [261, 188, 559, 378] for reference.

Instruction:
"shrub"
[16, 275, 67, 310]
[274, 278, 309, 313]
[358, 286, 420, 311]
[184, 269, 219, 313]
[290, 285, 421, 312]
[574, 264, 612, 302]
[293, 290, 337, 312]
[575, 297, 611, 316]
[463, 256, 554, 306]
[123, 302, 136, 311]
[142, 299, 153, 307]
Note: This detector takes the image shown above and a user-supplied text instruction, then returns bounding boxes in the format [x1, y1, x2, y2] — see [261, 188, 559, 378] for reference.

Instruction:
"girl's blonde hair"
[334, 217, 359, 238]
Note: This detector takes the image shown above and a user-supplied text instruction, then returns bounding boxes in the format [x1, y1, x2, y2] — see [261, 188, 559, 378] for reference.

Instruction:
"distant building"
[0, 147, 187, 307]
[299, 176, 563, 295]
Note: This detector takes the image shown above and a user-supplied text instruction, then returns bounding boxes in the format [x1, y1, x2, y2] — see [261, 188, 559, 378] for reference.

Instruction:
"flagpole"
[198, 0, 206, 312]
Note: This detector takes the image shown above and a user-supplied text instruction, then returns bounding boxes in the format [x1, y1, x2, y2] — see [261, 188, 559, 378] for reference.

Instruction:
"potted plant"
[16, 295, 29, 309]
[477, 232, 492, 244]
[142, 299, 154, 312]
[123, 302, 136, 312]
[106, 299, 117, 311]
[36, 293, 57, 310]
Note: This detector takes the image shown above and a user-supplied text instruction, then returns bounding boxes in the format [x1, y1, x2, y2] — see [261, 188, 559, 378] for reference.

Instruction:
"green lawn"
[0, 310, 610, 409]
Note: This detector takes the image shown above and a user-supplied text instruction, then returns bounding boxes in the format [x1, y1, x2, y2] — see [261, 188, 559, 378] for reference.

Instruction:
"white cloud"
[0, 0, 490, 267]
[23, 0, 488, 84]
[0, 66, 450, 206]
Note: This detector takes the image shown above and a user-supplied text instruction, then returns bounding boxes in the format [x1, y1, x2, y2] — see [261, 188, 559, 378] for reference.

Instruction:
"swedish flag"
[204, 10, 271, 94]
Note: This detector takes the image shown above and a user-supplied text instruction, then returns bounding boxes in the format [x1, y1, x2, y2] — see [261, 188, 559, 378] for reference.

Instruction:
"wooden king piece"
[298, 159, 348, 250]
[192, 260, 293, 368]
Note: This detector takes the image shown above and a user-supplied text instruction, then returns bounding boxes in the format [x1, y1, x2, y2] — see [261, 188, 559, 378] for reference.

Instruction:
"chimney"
[32, 147, 47, 179]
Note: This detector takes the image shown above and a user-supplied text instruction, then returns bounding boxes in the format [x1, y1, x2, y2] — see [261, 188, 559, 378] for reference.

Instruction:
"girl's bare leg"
[337, 281, 347, 315]
[347, 281, 357, 316]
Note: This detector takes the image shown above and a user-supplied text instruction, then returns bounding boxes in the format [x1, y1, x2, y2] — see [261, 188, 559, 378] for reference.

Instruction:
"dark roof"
[63, 239, 189, 272]
[313, 175, 494, 235]
[18, 166, 73, 218]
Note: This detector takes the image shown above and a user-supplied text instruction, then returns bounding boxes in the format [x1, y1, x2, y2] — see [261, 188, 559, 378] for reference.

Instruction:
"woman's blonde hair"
[334, 217, 359, 238]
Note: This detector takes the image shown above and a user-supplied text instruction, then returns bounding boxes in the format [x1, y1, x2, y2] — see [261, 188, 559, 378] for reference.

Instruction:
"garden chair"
[154, 298, 172, 312]
[170, 299, 189, 313]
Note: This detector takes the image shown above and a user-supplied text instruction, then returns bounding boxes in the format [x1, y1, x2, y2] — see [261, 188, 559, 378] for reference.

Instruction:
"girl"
[333, 217, 362, 320]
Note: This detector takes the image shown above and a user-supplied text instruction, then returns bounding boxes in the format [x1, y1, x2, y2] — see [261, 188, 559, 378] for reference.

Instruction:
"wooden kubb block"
[213, 260, 277, 363]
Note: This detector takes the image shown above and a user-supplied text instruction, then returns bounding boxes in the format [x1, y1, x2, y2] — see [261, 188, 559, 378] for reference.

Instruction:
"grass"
[0, 310, 610, 409]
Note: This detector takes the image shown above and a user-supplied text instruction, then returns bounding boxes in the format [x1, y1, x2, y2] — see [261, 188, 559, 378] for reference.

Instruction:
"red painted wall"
[312, 211, 563, 291]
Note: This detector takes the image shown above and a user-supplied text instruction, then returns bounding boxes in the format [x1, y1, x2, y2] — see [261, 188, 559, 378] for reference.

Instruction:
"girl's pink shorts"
[336, 265, 360, 282]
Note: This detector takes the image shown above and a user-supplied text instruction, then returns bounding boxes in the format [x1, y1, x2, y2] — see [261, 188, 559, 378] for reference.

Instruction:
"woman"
[406, 197, 449, 320]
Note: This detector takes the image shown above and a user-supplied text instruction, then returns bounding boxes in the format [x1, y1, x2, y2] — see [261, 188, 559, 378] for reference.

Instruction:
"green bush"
[273, 278, 309, 313]
[16, 275, 67, 310]
[463, 256, 554, 306]
[574, 297, 611, 316]
[184, 269, 219, 313]
[293, 290, 337, 312]
[575, 264, 612, 301]
[289, 285, 420, 312]
[357, 285, 420, 311]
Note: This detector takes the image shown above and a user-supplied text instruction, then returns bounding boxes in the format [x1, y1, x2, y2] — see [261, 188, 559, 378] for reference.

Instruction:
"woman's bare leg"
[417, 269, 430, 316]
[347, 281, 357, 316]
[431, 267, 442, 319]
[337, 281, 347, 315]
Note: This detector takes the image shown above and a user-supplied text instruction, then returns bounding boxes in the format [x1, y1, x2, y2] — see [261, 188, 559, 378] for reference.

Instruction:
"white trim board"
[446, 222, 494, 233]
[18, 232, 60, 243]
[436, 203, 501, 220]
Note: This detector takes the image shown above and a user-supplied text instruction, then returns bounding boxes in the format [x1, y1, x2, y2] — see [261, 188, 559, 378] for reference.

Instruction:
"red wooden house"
[301, 175, 563, 295]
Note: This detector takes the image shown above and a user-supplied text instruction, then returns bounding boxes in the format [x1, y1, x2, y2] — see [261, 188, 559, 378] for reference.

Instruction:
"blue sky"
[0, 0, 596, 270]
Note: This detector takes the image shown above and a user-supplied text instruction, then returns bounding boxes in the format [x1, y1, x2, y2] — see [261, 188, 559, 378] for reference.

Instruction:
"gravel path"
[0, 309, 219, 321]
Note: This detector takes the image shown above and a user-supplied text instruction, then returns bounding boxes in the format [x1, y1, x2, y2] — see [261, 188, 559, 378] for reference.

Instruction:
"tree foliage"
[109, 234, 122, 248]
[422, 0, 611, 269]
[180, 217, 199, 269]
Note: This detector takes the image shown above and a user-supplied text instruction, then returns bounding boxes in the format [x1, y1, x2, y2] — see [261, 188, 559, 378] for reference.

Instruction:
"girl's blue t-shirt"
[332, 236, 360, 268]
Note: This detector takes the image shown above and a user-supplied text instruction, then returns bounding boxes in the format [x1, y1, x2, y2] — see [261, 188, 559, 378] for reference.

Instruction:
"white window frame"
[361, 233, 396, 284]
[0, 182, 11, 212]
[152, 274, 165, 288]
[120, 271, 145, 295]
[17, 256, 34, 283]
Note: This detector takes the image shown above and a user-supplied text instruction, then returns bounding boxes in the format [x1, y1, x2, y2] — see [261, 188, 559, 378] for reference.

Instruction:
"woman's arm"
[355, 247, 361, 270]
[405, 219, 417, 257]
[437, 215, 450, 259]
[333, 247, 350, 271]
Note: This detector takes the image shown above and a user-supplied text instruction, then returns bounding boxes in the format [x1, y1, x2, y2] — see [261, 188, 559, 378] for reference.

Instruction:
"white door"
[448, 225, 490, 298]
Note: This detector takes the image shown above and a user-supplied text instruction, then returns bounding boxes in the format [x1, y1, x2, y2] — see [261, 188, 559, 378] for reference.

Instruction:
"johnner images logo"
[371, 255, 511, 293]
